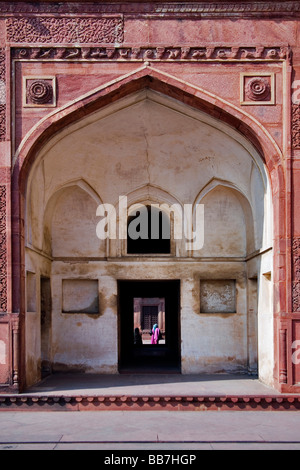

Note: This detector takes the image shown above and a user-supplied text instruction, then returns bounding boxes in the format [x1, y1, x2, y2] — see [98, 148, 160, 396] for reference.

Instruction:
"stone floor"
[1, 373, 300, 450]
[25, 372, 279, 397]
[1, 409, 300, 450]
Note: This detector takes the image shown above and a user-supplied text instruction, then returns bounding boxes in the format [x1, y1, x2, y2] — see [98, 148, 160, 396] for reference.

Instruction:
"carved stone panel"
[0, 185, 7, 313]
[0, 49, 6, 142]
[293, 237, 300, 312]
[6, 16, 124, 44]
[292, 104, 300, 150]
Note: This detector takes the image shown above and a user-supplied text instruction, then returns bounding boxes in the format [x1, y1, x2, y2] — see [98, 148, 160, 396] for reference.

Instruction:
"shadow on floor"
[22, 371, 280, 398]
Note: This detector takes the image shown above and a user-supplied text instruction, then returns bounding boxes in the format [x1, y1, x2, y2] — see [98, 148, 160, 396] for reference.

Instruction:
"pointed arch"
[115, 184, 184, 257]
[10, 64, 287, 392]
[41, 179, 105, 258]
[193, 178, 257, 256]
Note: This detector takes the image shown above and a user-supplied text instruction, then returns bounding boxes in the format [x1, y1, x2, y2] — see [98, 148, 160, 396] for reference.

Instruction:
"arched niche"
[45, 184, 105, 258]
[193, 180, 257, 258]
[115, 184, 185, 257]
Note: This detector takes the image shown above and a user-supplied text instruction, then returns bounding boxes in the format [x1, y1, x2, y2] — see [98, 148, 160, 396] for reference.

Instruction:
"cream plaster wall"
[24, 90, 273, 386]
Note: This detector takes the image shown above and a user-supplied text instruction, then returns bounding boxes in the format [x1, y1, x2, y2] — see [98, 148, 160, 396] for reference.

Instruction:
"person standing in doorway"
[134, 327, 143, 345]
[151, 324, 161, 345]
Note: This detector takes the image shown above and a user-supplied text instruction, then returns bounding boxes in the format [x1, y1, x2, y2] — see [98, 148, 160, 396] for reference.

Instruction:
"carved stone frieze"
[1, 2, 300, 15]
[12, 45, 291, 62]
[6, 16, 124, 44]
[0, 185, 7, 313]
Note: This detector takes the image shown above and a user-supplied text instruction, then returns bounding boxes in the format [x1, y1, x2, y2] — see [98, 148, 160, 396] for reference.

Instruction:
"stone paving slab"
[0, 410, 300, 450]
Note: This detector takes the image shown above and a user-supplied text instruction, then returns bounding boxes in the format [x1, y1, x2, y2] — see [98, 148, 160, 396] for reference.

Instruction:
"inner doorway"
[118, 280, 181, 373]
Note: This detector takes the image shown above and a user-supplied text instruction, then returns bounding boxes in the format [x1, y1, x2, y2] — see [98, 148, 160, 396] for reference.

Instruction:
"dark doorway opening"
[127, 205, 171, 254]
[118, 280, 181, 373]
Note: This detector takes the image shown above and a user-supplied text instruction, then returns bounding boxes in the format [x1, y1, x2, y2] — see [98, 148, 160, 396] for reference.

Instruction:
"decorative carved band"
[0, 49, 5, 142]
[293, 282, 300, 313]
[0, 185, 7, 313]
[292, 104, 300, 150]
[12, 45, 291, 62]
[153, 1, 300, 14]
[1, 2, 300, 15]
[293, 237, 300, 312]
[293, 237, 300, 280]
[6, 16, 124, 44]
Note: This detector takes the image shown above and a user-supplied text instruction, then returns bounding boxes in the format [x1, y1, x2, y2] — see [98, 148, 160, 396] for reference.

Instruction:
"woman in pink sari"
[151, 324, 161, 345]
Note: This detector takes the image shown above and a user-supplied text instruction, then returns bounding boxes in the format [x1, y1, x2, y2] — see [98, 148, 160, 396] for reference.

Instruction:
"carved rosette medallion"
[27, 80, 53, 105]
[24, 77, 56, 107]
[245, 77, 271, 101]
[240, 74, 274, 105]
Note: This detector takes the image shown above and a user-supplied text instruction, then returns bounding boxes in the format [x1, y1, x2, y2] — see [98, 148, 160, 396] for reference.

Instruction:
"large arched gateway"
[22, 83, 273, 385]
[0, 1, 299, 395]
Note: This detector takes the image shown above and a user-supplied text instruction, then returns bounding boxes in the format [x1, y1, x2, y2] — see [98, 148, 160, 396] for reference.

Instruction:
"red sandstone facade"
[0, 0, 300, 393]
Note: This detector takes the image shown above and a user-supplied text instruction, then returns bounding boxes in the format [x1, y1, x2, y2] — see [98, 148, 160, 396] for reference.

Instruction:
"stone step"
[0, 393, 300, 412]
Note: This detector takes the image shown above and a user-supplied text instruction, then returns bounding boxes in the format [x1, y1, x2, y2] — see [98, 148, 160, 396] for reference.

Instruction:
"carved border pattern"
[0, 49, 5, 142]
[6, 16, 124, 44]
[12, 45, 291, 62]
[0, 2, 300, 15]
[293, 237, 300, 312]
[292, 104, 300, 150]
[0, 185, 7, 313]
[293, 282, 300, 312]
[293, 238, 300, 280]
[293, 238, 300, 312]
